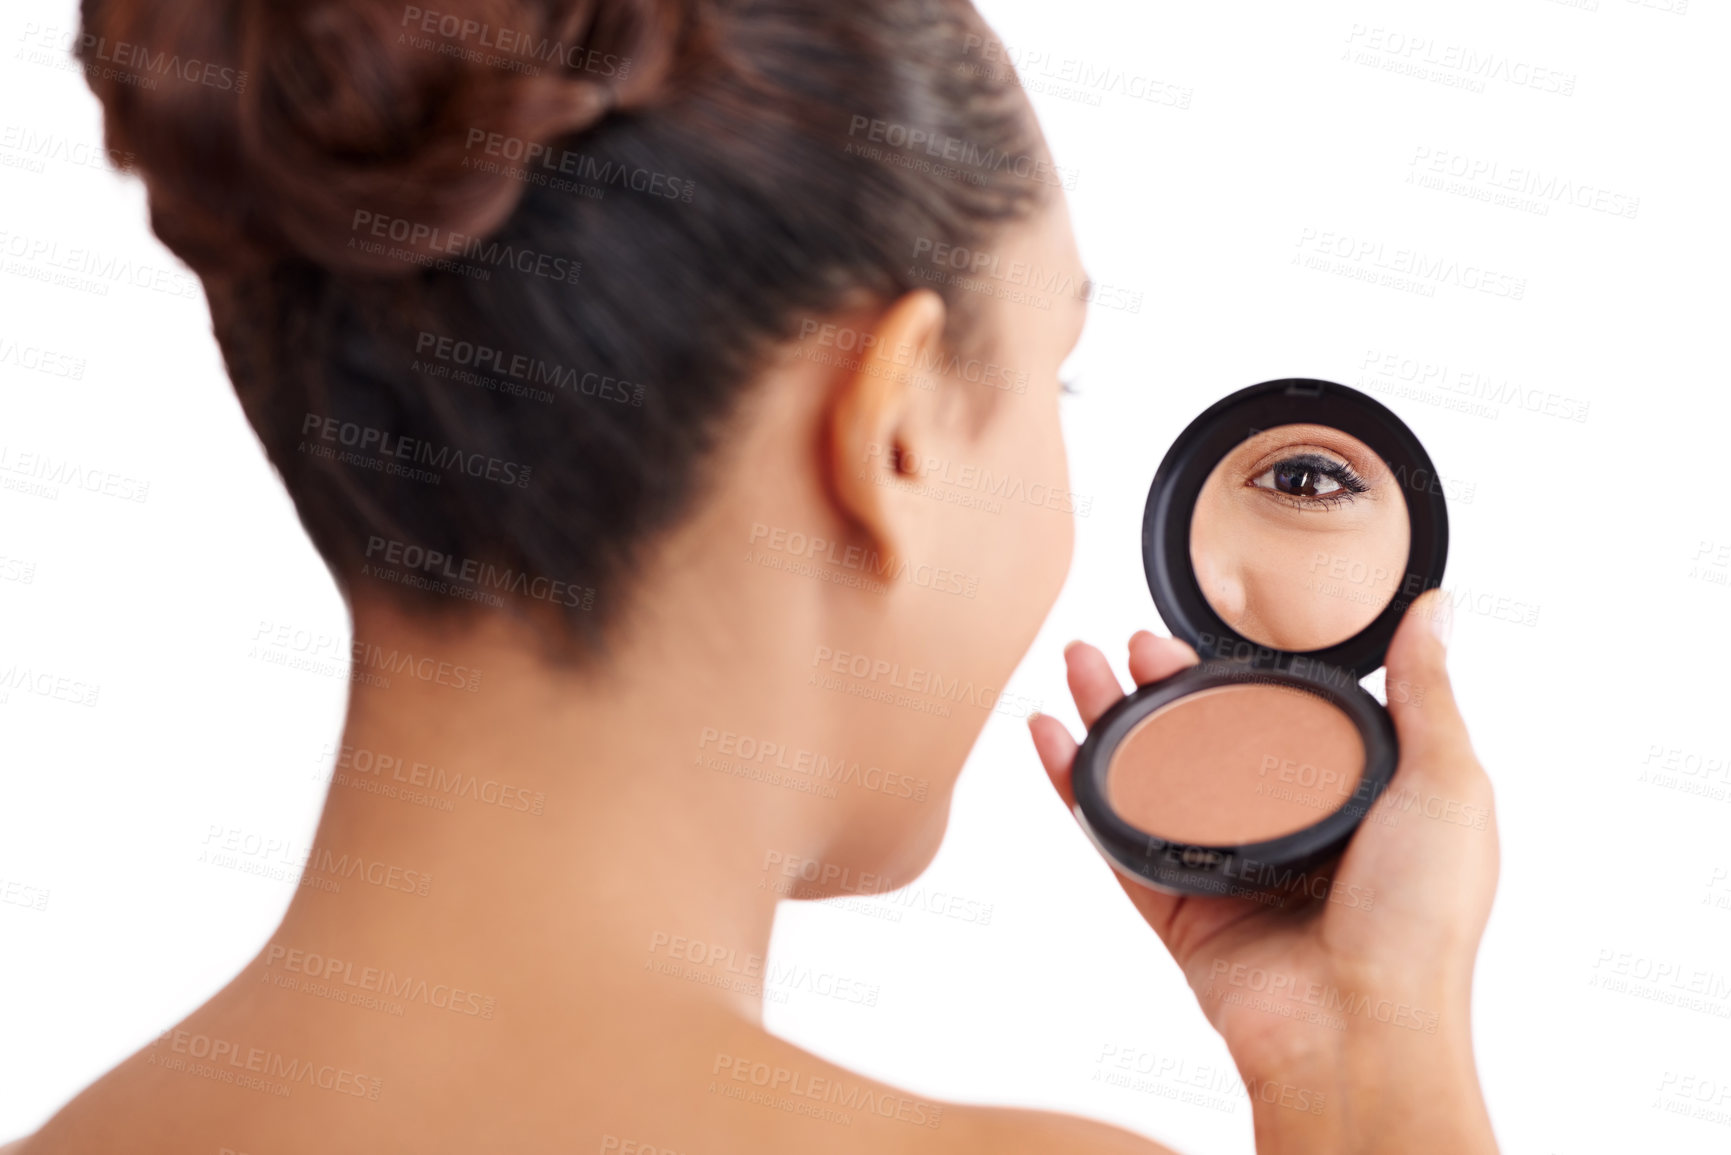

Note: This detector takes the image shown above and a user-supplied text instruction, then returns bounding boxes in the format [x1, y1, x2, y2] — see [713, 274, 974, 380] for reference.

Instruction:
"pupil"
[1276, 464, 1318, 496]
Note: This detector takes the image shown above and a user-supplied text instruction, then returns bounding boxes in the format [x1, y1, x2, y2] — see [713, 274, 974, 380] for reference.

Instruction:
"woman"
[11, 0, 1499, 1150]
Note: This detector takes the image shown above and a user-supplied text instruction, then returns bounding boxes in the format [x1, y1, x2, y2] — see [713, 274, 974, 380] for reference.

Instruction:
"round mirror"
[1188, 423, 1410, 652]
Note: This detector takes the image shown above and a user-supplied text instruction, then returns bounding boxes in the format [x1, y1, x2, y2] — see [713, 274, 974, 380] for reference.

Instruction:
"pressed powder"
[1105, 683, 1366, 845]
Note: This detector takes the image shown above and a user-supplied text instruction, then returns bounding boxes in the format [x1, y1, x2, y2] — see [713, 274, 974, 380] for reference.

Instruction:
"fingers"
[1127, 631, 1199, 687]
[1026, 698, 1186, 945]
[1033, 635, 1268, 965]
[1028, 712, 1080, 808]
[1064, 641, 1125, 727]
[1384, 589, 1480, 791]
[1026, 707, 1191, 951]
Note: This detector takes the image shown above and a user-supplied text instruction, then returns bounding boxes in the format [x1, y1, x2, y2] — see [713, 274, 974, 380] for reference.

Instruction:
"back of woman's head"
[78, 0, 1051, 653]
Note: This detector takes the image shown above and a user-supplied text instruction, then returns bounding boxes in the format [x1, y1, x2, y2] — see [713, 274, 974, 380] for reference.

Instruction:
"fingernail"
[1027, 710, 1043, 725]
[1428, 593, 1453, 651]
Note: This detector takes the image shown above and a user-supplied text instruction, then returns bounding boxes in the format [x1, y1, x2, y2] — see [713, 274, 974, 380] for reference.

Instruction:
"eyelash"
[1249, 452, 1370, 509]
[1060, 378, 1081, 396]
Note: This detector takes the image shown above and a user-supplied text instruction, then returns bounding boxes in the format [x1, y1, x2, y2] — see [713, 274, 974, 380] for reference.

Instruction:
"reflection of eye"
[1249, 453, 1369, 508]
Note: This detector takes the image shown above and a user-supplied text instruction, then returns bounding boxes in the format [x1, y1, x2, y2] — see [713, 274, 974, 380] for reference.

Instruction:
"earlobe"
[824, 289, 948, 554]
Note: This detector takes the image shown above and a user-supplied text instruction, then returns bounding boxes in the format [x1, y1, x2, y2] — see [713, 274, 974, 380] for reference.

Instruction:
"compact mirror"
[1071, 379, 1450, 897]
[1189, 424, 1411, 652]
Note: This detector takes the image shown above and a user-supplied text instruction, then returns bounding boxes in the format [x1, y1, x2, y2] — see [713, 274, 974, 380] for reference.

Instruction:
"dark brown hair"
[79, 0, 1050, 653]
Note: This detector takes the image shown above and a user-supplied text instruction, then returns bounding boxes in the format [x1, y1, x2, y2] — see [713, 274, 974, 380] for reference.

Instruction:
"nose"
[1194, 550, 1248, 626]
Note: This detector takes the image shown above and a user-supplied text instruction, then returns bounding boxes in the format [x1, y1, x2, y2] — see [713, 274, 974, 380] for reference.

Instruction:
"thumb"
[1383, 588, 1477, 786]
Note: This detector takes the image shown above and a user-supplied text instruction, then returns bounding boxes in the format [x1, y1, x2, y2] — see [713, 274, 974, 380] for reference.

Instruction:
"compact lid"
[1142, 378, 1449, 680]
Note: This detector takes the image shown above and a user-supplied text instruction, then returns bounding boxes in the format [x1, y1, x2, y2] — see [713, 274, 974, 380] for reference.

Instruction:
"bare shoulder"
[1, 1137, 32, 1154]
[700, 1025, 1178, 1155]
[942, 1102, 1180, 1155]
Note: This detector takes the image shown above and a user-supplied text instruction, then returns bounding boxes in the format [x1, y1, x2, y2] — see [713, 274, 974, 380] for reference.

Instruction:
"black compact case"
[1070, 378, 1450, 897]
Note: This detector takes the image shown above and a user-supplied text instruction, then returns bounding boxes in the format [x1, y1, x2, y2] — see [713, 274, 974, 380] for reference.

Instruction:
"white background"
[3, 0, 1729, 1152]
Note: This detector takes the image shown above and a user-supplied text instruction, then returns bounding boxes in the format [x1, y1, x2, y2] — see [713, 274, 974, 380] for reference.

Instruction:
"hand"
[1029, 590, 1499, 1154]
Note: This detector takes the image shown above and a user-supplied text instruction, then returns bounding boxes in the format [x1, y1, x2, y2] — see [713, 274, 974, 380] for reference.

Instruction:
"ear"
[824, 289, 948, 557]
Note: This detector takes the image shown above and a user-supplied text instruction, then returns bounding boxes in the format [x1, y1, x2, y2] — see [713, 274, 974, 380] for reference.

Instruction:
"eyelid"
[1242, 444, 1353, 479]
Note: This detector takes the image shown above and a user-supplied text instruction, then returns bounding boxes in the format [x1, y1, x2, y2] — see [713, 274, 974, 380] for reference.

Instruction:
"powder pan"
[1072, 660, 1396, 897]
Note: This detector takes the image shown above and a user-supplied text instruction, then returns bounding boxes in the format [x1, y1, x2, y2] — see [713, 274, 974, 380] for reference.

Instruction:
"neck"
[264, 585, 838, 1041]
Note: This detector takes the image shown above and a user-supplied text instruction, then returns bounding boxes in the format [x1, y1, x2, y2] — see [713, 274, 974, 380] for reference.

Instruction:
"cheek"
[944, 401, 1072, 630]
[1367, 508, 1412, 591]
[1243, 530, 1306, 596]
[1239, 521, 1400, 648]
[1236, 524, 1335, 635]
[1015, 403, 1074, 586]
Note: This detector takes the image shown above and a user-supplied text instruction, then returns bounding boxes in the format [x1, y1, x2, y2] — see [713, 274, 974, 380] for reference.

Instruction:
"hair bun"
[79, 0, 696, 276]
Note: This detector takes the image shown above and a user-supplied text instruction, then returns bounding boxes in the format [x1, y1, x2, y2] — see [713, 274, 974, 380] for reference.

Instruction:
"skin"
[8, 193, 1499, 1155]
[1190, 424, 1410, 652]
